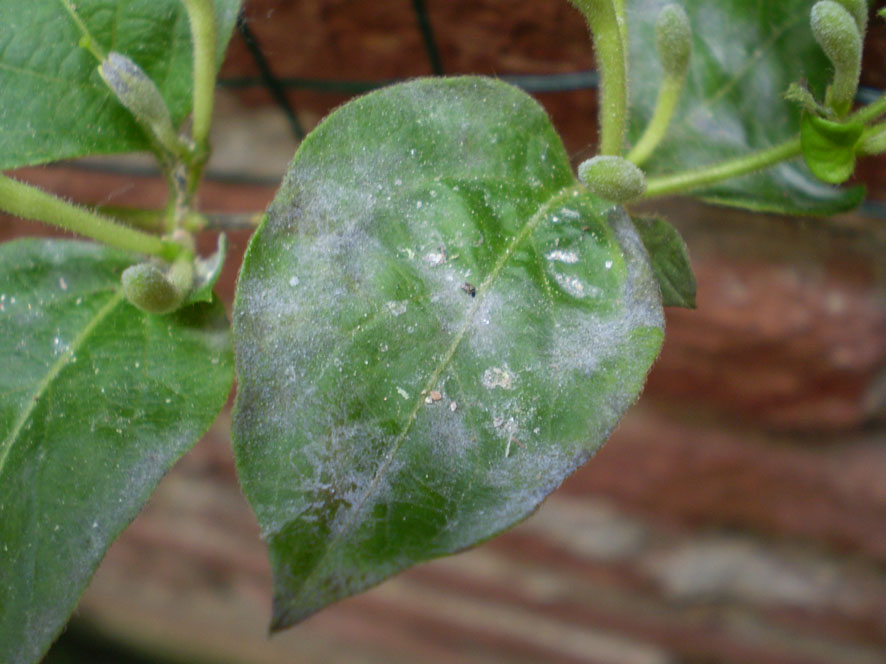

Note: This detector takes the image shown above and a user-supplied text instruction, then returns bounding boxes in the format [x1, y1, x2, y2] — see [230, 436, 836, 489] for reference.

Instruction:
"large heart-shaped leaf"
[0, 0, 241, 169]
[0, 239, 233, 664]
[233, 77, 664, 628]
[626, 0, 865, 215]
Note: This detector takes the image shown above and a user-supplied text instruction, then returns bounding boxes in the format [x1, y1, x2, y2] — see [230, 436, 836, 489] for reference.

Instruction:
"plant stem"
[851, 90, 886, 125]
[641, 137, 802, 199]
[627, 75, 683, 166]
[570, 0, 629, 155]
[60, 0, 105, 61]
[181, 0, 218, 149]
[612, 0, 628, 62]
[95, 205, 168, 233]
[0, 176, 180, 260]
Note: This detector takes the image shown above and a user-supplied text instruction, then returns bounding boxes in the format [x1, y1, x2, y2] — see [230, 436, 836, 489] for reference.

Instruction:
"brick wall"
[4, 2, 884, 662]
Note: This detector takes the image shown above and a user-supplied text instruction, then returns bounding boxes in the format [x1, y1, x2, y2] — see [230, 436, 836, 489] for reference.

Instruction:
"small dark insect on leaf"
[461, 282, 477, 297]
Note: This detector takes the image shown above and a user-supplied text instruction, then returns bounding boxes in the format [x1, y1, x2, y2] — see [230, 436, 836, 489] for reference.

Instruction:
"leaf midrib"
[0, 290, 124, 476]
[696, 12, 803, 112]
[284, 183, 584, 607]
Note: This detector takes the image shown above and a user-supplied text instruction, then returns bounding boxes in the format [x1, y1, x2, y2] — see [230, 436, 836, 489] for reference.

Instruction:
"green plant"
[1, 0, 883, 660]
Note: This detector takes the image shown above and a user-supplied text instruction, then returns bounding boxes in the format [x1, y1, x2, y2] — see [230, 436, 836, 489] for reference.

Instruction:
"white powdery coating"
[386, 300, 409, 317]
[464, 285, 539, 358]
[482, 366, 515, 390]
[549, 208, 663, 375]
[409, 393, 479, 461]
[552, 273, 601, 299]
[546, 249, 580, 264]
[235, 79, 666, 568]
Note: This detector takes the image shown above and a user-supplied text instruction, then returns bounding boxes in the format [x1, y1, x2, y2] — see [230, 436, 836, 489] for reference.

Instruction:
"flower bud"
[834, 0, 867, 35]
[99, 52, 182, 155]
[810, 1, 862, 116]
[578, 156, 647, 202]
[655, 4, 692, 79]
[122, 257, 194, 315]
[122, 263, 184, 314]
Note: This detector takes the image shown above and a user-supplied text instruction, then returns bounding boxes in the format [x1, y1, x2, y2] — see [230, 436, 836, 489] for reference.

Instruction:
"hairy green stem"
[641, 138, 802, 199]
[0, 176, 180, 260]
[612, 0, 628, 64]
[181, 0, 218, 148]
[570, 0, 629, 155]
[95, 205, 168, 233]
[627, 76, 683, 166]
[851, 91, 886, 125]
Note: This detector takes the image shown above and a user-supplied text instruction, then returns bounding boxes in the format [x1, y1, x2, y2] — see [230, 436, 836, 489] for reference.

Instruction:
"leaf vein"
[0, 291, 125, 476]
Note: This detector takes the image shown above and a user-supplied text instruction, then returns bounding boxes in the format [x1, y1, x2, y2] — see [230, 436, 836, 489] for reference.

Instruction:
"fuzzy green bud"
[99, 52, 183, 156]
[122, 263, 183, 314]
[655, 4, 692, 78]
[578, 156, 647, 202]
[833, 0, 868, 35]
[810, 1, 862, 116]
[122, 257, 194, 315]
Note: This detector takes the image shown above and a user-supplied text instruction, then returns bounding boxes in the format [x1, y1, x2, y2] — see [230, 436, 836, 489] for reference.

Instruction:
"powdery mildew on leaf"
[232, 77, 664, 628]
[0, 239, 233, 664]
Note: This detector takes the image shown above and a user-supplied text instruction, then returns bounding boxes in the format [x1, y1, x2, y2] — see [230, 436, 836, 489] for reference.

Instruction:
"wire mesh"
[58, 3, 885, 220]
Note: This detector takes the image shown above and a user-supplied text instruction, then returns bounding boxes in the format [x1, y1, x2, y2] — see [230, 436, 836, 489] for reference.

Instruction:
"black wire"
[219, 70, 600, 94]
[235, 13, 306, 140]
[411, 0, 444, 76]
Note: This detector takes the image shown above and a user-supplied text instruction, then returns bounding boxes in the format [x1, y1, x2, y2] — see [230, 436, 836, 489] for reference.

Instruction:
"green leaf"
[627, 0, 864, 215]
[632, 216, 696, 308]
[0, 239, 233, 664]
[233, 77, 664, 628]
[800, 113, 863, 183]
[186, 233, 227, 305]
[0, 0, 242, 170]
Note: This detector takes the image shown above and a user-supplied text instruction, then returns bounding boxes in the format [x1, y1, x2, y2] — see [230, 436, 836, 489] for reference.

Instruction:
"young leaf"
[800, 113, 864, 183]
[186, 233, 228, 305]
[0, 239, 234, 664]
[0, 0, 242, 170]
[233, 77, 664, 629]
[627, 0, 864, 215]
[631, 216, 696, 308]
